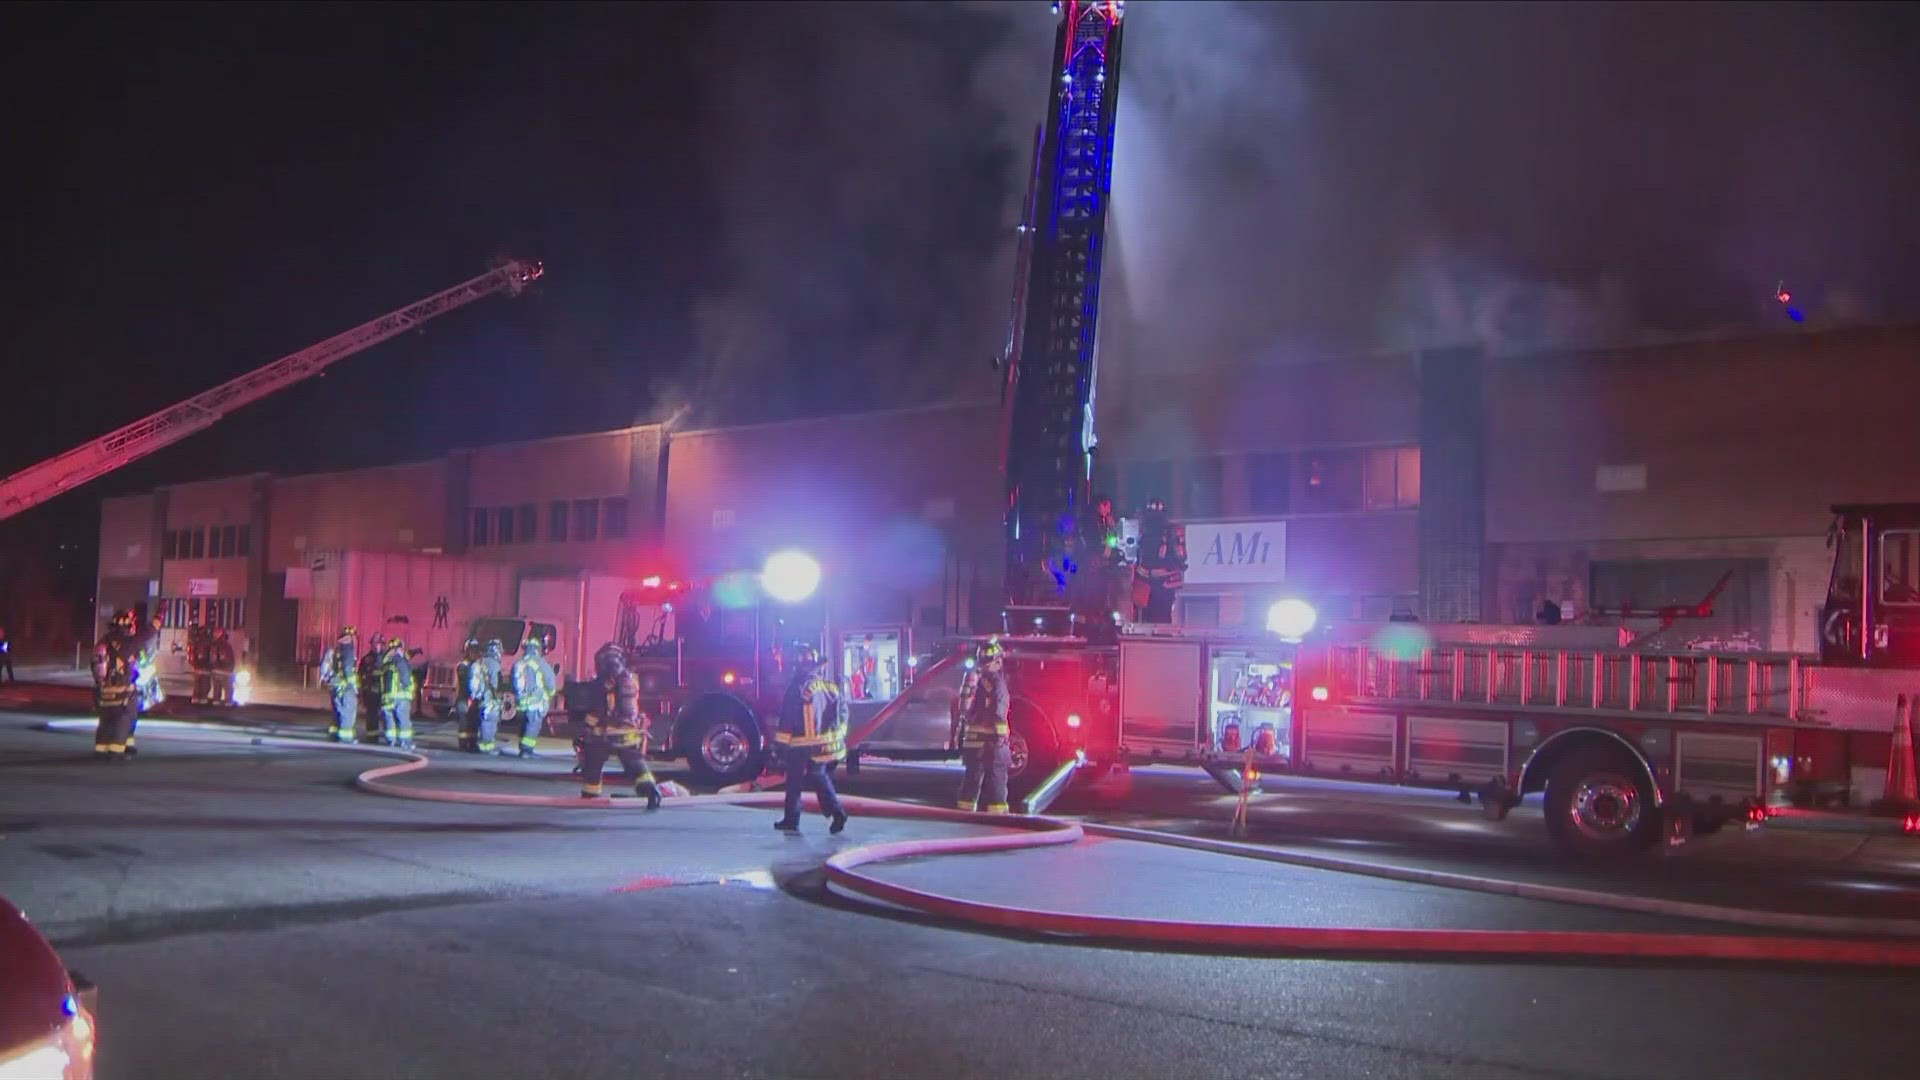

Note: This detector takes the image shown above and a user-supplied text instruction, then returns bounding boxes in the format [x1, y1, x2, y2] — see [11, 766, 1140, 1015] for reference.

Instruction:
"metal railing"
[1326, 642, 1809, 721]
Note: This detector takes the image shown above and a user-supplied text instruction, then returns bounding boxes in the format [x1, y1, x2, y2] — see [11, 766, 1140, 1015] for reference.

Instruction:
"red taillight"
[1310, 686, 1329, 702]
[1904, 814, 1919, 835]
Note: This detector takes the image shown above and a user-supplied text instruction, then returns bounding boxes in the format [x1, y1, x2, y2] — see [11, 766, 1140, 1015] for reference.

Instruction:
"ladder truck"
[0, 258, 544, 523]
[848, 0, 1920, 860]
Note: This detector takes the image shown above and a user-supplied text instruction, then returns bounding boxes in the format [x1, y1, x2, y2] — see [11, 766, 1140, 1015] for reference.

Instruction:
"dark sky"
[3, 1, 1918, 546]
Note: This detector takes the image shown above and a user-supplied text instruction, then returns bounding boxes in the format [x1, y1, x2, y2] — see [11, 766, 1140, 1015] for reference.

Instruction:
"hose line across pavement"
[38, 718, 1920, 967]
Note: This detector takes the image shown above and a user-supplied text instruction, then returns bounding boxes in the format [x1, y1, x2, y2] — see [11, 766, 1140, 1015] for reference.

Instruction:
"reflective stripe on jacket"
[776, 671, 846, 763]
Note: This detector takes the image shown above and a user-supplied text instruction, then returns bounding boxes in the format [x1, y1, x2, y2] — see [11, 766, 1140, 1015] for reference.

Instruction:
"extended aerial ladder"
[999, 0, 1127, 624]
[0, 258, 543, 523]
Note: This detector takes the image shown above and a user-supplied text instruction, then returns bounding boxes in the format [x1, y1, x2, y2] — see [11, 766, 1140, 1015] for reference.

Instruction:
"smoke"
[667, 0, 1920, 417]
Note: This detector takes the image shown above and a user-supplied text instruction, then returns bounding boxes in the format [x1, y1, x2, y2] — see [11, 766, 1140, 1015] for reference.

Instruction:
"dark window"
[229, 598, 248, 629]
[550, 501, 570, 542]
[220, 525, 239, 558]
[497, 507, 516, 544]
[1122, 459, 1173, 514]
[1301, 451, 1364, 513]
[603, 497, 629, 540]
[471, 508, 490, 547]
[517, 504, 537, 541]
[1179, 594, 1221, 628]
[190, 527, 206, 559]
[573, 499, 599, 541]
[1362, 448, 1421, 510]
[236, 524, 251, 558]
[1247, 452, 1291, 515]
[162, 531, 179, 560]
[1182, 458, 1224, 518]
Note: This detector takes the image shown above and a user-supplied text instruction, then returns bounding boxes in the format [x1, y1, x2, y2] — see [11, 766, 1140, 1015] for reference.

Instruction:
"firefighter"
[134, 614, 165, 716]
[455, 638, 482, 752]
[773, 644, 849, 834]
[209, 628, 237, 706]
[576, 642, 662, 807]
[188, 620, 214, 704]
[358, 633, 388, 741]
[511, 634, 556, 759]
[459, 638, 504, 754]
[319, 627, 359, 744]
[378, 636, 415, 749]
[954, 639, 1012, 813]
[91, 611, 139, 760]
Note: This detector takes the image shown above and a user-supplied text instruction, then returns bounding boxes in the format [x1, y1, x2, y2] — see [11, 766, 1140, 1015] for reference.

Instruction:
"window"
[1883, 530, 1920, 605]
[1247, 452, 1291, 515]
[1301, 451, 1364, 513]
[1122, 459, 1173, 513]
[497, 507, 516, 544]
[573, 498, 600, 541]
[1179, 594, 1221, 628]
[163, 531, 179, 560]
[1362, 447, 1421, 510]
[1182, 458, 1224, 518]
[603, 497, 629, 540]
[190, 527, 207, 559]
[517, 504, 537, 541]
[235, 524, 250, 558]
[219, 525, 239, 558]
[470, 508, 491, 547]
[200, 597, 248, 629]
[550, 501, 570, 542]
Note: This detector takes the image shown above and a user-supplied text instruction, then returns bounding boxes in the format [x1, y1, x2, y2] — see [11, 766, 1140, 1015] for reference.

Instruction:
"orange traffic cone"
[1876, 695, 1919, 811]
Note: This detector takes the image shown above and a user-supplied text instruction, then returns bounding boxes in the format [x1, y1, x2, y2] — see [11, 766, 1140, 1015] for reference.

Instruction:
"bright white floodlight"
[760, 550, 822, 604]
[1266, 598, 1318, 641]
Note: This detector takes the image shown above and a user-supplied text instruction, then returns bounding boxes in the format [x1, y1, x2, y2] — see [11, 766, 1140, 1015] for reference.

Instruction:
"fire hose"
[37, 717, 1920, 967]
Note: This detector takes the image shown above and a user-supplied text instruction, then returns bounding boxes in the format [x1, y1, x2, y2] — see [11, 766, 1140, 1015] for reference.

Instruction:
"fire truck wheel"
[1543, 749, 1662, 861]
[1005, 702, 1061, 797]
[682, 701, 763, 786]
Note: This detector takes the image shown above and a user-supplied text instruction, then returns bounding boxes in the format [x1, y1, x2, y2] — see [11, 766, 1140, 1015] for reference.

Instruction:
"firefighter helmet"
[594, 641, 626, 679]
[111, 609, 135, 629]
[339, 625, 357, 640]
[791, 643, 823, 670]
[522, 635, 543, 655]
[976, 639, 1005, 665]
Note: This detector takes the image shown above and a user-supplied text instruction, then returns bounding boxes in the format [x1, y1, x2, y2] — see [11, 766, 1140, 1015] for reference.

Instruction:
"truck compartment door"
[1675, 732, 1763, 805]
[1301, 707, 1397, 780]
[1119, 638, 1206, 751]
[1405, 716, 1509, 786]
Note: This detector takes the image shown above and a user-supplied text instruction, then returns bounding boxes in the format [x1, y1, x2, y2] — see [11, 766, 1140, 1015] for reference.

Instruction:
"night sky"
[4, 1, 1918, 550]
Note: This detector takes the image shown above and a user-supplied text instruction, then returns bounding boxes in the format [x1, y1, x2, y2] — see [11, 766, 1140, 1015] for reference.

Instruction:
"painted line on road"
[35, 717, 1920, 967]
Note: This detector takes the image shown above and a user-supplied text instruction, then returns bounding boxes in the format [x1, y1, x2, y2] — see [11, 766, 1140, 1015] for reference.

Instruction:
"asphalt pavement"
[3, 703, 1920, 1079]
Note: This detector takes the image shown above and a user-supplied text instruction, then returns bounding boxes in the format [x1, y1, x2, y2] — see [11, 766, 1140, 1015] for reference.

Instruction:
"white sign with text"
[1183, 520, 1287, 585]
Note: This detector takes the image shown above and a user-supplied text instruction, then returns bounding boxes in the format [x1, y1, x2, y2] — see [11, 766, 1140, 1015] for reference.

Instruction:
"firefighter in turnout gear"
[188, 620, 215, 704]
[511, 635, 556, 758]
[577, 642, 662, 807]
[357, 634, 387, 741]
[955, 639, 1012, 813]
[379, 636, 415, 749]
[458, 638, 505, 754]
[209, 628, 237, 706]
[773, 644, 849, 834]
[319, 627, 359, 744]
[455, 638, 482, 751]
[92, 611, 139, 759]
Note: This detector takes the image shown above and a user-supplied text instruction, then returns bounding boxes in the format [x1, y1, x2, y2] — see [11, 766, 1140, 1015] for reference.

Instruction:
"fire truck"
[843, 0, 1920, 860]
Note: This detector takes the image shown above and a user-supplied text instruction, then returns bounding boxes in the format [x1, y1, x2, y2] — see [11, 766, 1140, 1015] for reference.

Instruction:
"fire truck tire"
[1543, 750, 1663, 861]
[1006, 701, 1060, 798]
[681, 699, 764, 786]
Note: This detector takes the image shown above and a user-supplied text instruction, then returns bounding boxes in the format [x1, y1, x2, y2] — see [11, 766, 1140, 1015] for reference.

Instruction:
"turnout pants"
[329, 688, 358, 743]
[579, 733, 657, 796]
[381, 700, 413, 745]
[192, 670, 213, 703]
[957, 737, 1011, 813]
[782, 749, 846, 822]
[517, 705, 547, 753]
[93, 701, 137, 754]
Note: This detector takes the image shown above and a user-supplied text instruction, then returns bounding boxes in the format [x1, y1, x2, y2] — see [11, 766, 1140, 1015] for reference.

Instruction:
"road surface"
[3, 706, 1918, 1079]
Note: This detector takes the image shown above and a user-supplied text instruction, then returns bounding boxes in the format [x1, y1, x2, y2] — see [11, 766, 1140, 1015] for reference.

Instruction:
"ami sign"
[1183, 520, 1287, 585]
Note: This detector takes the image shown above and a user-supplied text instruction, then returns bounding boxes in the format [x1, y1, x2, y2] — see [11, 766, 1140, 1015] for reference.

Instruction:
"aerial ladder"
[998, 0, 1129, 629]
[0, 258, 544, 523]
